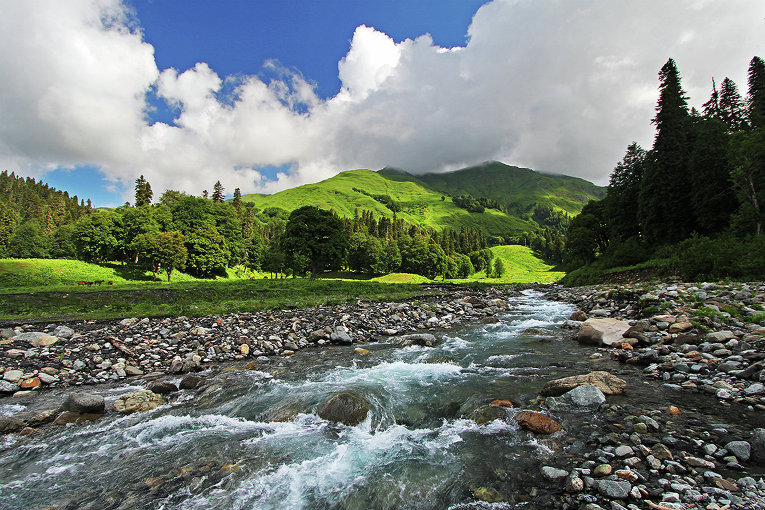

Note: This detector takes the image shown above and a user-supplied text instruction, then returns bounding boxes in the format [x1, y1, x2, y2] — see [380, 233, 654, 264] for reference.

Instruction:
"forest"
[0, 172, 500, 281]
[563, 56, 765, 281]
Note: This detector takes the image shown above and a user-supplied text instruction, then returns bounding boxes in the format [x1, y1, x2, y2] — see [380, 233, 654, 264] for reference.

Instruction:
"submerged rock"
[470, 405, 508, 425]
[113, 390, 164, 414]
[545, 385, 606, 412]
[62, 392, 105, 414]
[515, 411, 562, 434]
[317, 391, 370, 426]
[392, 333, 439, 347]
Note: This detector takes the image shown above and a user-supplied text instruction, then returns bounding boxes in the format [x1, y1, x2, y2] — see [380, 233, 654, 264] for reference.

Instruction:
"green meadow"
[0, 245, 561, 321]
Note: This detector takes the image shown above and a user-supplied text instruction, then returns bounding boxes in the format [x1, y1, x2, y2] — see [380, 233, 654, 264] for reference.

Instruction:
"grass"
[241, 169, 538, 236]
[0, 278, 428, 322]
[0, 246, 563, 321]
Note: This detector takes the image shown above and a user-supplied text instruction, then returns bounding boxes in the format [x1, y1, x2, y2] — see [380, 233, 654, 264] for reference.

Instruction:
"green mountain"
[379, 161, 605, 216]
[241, 162, 604, 236]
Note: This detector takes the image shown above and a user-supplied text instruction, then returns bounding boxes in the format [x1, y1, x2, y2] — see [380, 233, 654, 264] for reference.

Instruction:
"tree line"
[0, 171, 507, 281]
[564, 56, 765, 278]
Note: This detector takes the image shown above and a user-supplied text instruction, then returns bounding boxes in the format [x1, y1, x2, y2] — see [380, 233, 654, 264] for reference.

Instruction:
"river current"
[3, 290, 747, 509]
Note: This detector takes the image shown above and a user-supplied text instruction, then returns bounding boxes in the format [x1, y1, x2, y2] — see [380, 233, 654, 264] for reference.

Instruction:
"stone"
[394, 333, 439, 347]
[0, 380, 18, 393]
[514, 411, 563, 434]
[577, 318, 632, 347]
[707, 330, 736, 342]
[596, 479, 632, 499]
[570, 310, 588, 321]
[472, 487, 503, 503]
[540, 371, 627, 396]
[489, 399, 513, 408]
[470, 405, 508, 425]
[179, 375, 205, 389]
[615, 445, 634, 457]
[330, 327, 353, 345]
[19, 377, 41, 389]
[63, 392, 105, 414]
[541, 466, 568, 480]
[239, 344, 250, 355]
[146, 381, 179, 395]
[748, 428, 765, 465]
[113, 390, 164, 414]
[3, 369, 23, 383]
[545, 385, 606, 411]
[725, 441, 751, 462]
[0, 416, 25, 434]
[317, 391, 370, 426]
[124, 365, 143, 376]
[684, 455, 715, 469]
[53, 326, 75, 339]
[353, 348, 371, 355]
[593, 464, 612, 477]
[37, 373, 58, 385]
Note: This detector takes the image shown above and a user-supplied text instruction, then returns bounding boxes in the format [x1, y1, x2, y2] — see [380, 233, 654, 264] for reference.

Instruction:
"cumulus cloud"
[0, 0, 763, 204]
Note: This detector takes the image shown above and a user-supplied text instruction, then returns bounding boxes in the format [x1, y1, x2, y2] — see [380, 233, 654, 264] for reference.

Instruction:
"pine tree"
[212, 181, 225, 203]
[233, 187, 242, 217]
[639, 58, 693, 244]
[134, 175, 153, 207]
[606, 142, 646, 242]
[718, 77, 747, 132]
[202, 190, 208, 199]
[748, 56, 765, 128]
[702, 78, 720, 120]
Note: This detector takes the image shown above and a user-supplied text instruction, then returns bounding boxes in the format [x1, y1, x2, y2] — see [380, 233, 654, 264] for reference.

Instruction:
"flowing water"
[0, 290, 761, 509]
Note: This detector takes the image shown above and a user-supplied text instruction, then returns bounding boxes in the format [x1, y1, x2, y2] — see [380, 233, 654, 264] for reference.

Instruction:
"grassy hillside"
[0, 258, 240, 290]
[380, 161, 605, 215]
[242, 169, 537, 236]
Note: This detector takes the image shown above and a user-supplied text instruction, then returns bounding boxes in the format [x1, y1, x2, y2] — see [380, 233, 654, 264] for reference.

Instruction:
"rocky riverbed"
[1, 282, 765, 510]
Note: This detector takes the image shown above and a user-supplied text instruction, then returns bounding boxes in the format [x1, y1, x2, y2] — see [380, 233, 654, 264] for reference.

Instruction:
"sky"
[0, 1, 763, 207]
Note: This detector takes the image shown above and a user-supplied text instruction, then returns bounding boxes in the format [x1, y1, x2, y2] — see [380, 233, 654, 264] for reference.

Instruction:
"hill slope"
[379, 161, 605, 216]
[241, 162, 604, 236]
[241, 169, 536, 235]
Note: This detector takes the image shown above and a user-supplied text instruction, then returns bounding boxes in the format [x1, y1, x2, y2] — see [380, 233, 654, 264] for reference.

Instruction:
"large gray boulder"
[541, 371, 628, 397]
[577, 318, 632, 347]
[62, 392, 105, 414]
[750, 428, 765, 465]
[545, 385, 606, 412]
[317, 391, 370, 426]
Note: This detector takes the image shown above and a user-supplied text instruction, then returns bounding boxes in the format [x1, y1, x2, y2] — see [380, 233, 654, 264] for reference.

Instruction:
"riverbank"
[1, 282, 765, 509]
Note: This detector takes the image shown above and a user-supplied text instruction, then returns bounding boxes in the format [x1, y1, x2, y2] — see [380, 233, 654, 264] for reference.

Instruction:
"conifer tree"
[718, 78, 747, 132]
[212, 181, 225, 203]
[134, 175, 153, 207]
[233, 187, 242, 217]
[748, 56, 765, 128]
[639, 58, 693, 244]
[606, 142, 646, 242]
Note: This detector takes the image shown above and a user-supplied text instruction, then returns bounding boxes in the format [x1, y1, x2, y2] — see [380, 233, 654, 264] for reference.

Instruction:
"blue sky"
[1, 0, 763, 207]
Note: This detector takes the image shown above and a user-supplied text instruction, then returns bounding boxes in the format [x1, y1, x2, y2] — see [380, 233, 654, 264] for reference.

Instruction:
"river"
[1, 290, 761, 509]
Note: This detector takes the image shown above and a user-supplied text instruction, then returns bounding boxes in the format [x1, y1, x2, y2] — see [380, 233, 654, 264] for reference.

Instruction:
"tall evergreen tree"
[233, 187, 242, 217]
[748, 56, 765, 128]
[606, 142, 646, 242]
[212, 181, 225, 203]
[718, 77, 747, 132]
[134, 175, 153, 207]
[639, 58, 693, 244]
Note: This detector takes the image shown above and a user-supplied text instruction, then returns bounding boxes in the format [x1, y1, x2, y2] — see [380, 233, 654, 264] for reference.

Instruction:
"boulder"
[540, 371, 627, 397]
[725, 440, 751, 462]
[146, 381, 179, 395]
[179, 375, 205, 390]
[577, 318, 632, 347]
[596, 479, 631, 499]
[53, 326, 75, 339]
[62, 392, 106, 414]
[545, 385, 606, 412]
[569, 310, 588, 322]
[392, 333, 439, 347]
[0, 416, 25, 434]
[317, 391, 370, 426]
[330, 326, 353, 345]
[0, 380, 18, 393]
[470, 405, 508, 425]
[113, 390, 164, 414]
[750, 428, 765, 465]
[514, 411, 562, 434]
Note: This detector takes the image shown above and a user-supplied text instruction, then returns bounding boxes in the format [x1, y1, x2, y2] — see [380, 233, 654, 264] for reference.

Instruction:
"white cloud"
[0, 0, 763, 205]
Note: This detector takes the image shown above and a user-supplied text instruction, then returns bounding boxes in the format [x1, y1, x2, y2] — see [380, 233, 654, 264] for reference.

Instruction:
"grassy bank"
[0, 278, 429, 322]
